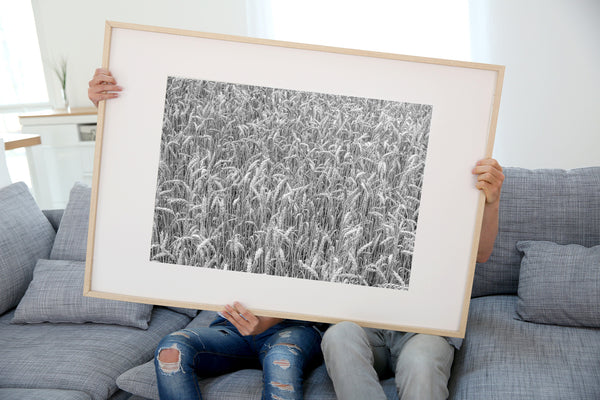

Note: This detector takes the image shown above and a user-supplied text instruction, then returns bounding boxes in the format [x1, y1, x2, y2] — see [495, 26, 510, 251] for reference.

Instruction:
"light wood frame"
[84, 21, 504, 338]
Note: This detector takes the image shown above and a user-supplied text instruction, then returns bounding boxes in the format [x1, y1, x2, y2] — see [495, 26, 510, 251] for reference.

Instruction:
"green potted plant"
[54, 58, 69, 111]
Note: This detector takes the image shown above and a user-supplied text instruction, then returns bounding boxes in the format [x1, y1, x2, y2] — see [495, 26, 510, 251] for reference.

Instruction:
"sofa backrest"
[471, 166, 600, 298]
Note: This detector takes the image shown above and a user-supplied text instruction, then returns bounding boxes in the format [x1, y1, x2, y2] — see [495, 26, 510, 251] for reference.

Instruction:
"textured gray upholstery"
[0, 388, 91, 400]
[0, 307, 190, 400]
[471, 167, 600, 297]
[516, 241, 600, 327]
[42, 209, 64, 232]
[11, 259, 153, 329]
[0, 182, 56, 315]
[49, 182, 91, 261]
[449, 296, 600, 399]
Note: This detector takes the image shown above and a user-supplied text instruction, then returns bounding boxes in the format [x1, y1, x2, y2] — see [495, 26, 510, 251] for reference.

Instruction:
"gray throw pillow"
[50, 182, 91, 261]
[12, 259, 153, 329]
[0, 182, 56, 314]
[516, 240, 600, 328]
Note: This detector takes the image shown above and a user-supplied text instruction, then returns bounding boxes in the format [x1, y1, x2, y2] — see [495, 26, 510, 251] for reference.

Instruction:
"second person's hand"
[222, 302, 283, 336]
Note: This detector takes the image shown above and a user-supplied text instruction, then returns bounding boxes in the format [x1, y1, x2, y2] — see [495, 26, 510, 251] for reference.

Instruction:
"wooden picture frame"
[84, 21, 504, 338]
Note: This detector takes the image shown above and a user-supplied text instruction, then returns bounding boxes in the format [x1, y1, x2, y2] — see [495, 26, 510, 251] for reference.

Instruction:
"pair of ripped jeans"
[154, 316, 323, 400]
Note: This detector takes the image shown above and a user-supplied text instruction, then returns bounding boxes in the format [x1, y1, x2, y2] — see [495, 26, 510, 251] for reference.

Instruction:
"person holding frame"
[89, 68, 504, 400]
[89, 68, 324, 400]
[320, 159, 504, 400]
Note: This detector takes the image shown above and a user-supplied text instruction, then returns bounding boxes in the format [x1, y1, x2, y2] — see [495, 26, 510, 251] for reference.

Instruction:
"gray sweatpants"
[321, 321, 454, 400]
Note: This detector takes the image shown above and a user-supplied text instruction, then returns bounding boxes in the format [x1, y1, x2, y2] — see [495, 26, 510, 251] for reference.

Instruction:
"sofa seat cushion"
[0, 307, 191, 400]
[119, 360, 349, 400]
[118, 357, 400, 400]
[449, 295, 600, 399]
[0, 389, 130, 400]
[118, 310, 399, 399]
[0, 388, 91, 400]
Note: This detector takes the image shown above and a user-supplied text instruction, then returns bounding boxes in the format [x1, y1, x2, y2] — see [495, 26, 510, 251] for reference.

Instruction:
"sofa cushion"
[0, 307, 191, 400]
[118, 355, 399, 400]
[472, 167, 600, 297]
[50, 182, 91, 261]
[117, 361, 264, 400]
[0, 182, 56, 315]
[119, 360, 365, 400]
[0, 388, 92, 400]
[516, 241, 600, 328]
[449, 295, 600, 399]
[11, 259, 153, 329]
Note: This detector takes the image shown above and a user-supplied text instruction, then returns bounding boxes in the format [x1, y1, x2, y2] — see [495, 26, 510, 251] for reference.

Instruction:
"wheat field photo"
[150, 76, 432, 290]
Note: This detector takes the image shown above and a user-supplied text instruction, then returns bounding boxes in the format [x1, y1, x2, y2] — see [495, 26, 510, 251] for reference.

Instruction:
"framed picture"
[85, 21, 504, 338]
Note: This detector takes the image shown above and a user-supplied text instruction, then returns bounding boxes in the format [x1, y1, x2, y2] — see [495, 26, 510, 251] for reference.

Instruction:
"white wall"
[470, 0, 600, 169]
[260, 0, 600, 169]
[31, 0, 250, 109]
[31, 0, 599, 169]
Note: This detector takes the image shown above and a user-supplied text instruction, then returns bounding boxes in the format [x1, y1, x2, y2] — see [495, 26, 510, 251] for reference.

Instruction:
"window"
[0, 0, 49, 133]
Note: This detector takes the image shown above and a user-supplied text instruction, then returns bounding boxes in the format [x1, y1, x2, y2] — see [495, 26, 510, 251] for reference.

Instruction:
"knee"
[321, 321, 367, 360]
[396, 336, 454, 380]
[157, 348, 180, 363]
[322, 322, 364, 348]
[154, 331, 192, 372]
[323, 321, 364, 342]
[397, 352, 434, 380]
[155, 346, 182, 375]
[395, 336, 454, 400]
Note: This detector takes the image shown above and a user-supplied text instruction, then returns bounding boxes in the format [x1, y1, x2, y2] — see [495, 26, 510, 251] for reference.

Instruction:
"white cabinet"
[19, 108, 97, 209]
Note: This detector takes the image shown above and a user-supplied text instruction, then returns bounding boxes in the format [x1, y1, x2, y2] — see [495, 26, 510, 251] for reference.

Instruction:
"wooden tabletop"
[18, 107, 98, 120]
[1, 133, 42, 150]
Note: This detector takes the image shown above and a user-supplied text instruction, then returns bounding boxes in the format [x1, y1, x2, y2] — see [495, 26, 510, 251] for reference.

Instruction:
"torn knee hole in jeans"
[157, 345, 182, 374]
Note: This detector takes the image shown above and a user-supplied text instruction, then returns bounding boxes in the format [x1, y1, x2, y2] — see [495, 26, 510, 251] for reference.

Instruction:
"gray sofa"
[0, 182, 194, 400]
[448, 167, 600, 399]
[1, 167, 599, 400]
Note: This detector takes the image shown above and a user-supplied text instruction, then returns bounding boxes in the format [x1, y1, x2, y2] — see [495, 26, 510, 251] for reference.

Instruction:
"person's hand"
[88, 68, 122, 107]
[474, 158, 504, 262]
[222, 302, 283, 336]
[472, 158, 504, 204]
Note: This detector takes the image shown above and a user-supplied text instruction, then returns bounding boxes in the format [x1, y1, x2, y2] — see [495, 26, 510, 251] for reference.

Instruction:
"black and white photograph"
[150, 76, 432, 290]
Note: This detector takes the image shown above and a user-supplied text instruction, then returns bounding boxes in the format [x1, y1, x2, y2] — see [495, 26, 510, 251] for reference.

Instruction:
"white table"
[19, 107, 98, 209]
